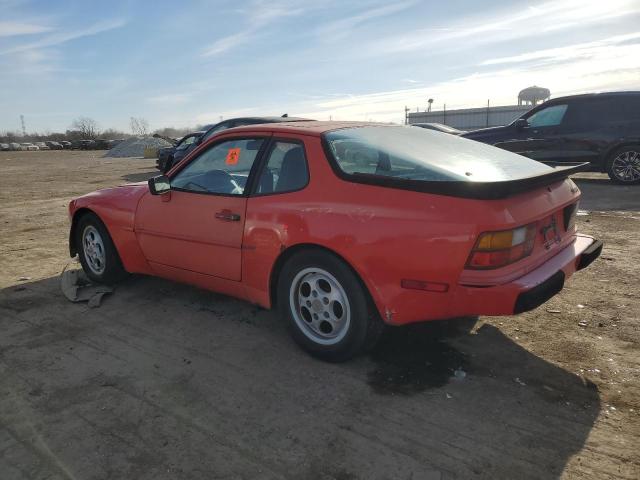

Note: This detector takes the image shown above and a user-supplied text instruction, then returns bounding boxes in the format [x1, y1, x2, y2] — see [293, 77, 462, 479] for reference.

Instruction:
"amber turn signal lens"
[466, 223, 536, 269]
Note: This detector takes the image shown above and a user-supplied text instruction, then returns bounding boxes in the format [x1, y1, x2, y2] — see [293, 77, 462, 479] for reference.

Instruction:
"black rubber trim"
[320, 134, 590, 199]
[576, 239, 603, 271]
[514, 270, 565, 314]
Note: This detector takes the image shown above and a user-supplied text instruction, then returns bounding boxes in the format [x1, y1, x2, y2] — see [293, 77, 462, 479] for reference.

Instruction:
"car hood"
[73, 182, 148, 205]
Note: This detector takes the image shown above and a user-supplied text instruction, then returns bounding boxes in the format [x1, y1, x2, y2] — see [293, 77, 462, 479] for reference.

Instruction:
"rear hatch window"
[324, 126, 552, 183]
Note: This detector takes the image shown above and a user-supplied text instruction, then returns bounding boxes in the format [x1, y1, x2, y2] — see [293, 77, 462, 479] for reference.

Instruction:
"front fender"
[68, 184, 152, 274]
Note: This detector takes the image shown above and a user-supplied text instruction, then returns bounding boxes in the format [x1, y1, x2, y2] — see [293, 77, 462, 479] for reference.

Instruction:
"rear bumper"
[451, 235, 601, 316]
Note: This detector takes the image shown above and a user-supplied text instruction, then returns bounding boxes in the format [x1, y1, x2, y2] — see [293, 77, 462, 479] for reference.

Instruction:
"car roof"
[231, 116, 310, 123]
[225, 120, 392, 136]
[547, 90, 640, 104]
[201, 116, 313, 134]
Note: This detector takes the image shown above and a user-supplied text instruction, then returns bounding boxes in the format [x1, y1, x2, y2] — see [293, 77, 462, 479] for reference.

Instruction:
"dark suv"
[462, 92, 640, 184]
[156, 131, 204, 173]
[167, 116, 312, 171]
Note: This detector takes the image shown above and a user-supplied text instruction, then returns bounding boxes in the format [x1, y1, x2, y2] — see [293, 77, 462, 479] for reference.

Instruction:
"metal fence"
[407, 105, 532, 131]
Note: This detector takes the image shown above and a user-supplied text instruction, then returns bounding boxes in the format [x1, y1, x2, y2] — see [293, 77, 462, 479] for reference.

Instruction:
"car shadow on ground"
[0, 275, 600, 479]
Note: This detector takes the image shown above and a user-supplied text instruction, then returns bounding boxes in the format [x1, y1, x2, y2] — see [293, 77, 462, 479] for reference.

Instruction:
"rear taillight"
[466, 224, 537, 270]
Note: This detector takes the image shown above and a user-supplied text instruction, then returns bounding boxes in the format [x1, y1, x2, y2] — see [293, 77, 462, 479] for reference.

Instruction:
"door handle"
[215, 210, 241, 222]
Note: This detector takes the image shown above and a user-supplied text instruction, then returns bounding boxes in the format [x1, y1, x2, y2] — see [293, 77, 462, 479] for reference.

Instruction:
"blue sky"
[1, 0, 639, 133]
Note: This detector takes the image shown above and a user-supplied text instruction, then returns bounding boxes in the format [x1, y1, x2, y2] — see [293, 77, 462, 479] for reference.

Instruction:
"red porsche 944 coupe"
[68, 121, 602, 361]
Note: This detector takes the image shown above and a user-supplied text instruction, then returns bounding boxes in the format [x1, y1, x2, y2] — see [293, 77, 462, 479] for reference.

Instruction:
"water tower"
[518, 86, 550, 106]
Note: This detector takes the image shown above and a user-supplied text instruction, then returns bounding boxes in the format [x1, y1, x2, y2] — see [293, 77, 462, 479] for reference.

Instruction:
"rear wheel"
[277, 250, 383, 362]
[76, 213, 128, 284]
[606, 146, 640, 184]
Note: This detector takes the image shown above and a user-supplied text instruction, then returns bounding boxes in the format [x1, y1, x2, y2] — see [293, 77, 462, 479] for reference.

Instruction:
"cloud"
[202, 0, 305, 56]
[480, 32, 640, 66]
[0, 18, 127, 56]
[0, 21, 53, 37]
[316, 1, 417, 40]
[374, 0, 640, 54]
[202, 31, 253, 57]
[292, 34, 640, 123]
[147, 93, 193, 106]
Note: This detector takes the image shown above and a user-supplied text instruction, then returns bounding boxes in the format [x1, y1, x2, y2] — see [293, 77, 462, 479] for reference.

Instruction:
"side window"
[564, 100, 607, 129]
[256, 141, 308, 194]
[526, 104, 568, 128]
[201, 122, 231, 144]
[176, 135, 197, 150]
[171, 138, 264, 195]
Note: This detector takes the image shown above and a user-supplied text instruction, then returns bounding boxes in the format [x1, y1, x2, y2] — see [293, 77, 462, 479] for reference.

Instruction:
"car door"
[495, 103, 571, 163]
[135, 135, 269, 281]
[551, 98, 615, 167]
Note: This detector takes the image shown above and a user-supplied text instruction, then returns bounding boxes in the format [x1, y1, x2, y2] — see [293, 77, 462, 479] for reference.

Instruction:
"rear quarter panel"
[243, 135, 581, 324]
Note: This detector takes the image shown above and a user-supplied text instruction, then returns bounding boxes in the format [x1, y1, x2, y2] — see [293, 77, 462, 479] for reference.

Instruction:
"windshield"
[324, 126, 551, 182]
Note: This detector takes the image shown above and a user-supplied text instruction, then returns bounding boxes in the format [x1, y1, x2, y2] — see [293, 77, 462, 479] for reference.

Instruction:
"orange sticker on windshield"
[226, 148, 240, 165]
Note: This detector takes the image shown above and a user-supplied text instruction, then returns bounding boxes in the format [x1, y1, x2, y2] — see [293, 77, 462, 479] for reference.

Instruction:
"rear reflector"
[563, 202, 578, 231]
[401, 279, 449, 292]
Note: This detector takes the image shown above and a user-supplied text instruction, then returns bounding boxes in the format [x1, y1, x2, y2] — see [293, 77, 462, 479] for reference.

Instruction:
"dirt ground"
[0, 150, 638, 480]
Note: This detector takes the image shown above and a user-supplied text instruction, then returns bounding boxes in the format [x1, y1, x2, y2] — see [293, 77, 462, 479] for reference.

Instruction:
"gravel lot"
[1, 150, 638, 479]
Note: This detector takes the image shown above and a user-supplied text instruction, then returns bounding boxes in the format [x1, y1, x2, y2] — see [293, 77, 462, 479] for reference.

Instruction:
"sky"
[0, 0, 639, 133]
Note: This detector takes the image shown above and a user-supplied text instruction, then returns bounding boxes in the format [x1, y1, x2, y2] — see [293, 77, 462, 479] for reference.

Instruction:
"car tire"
[277, 249, 383, 362]
[76, 213, 128, 284]
[606, 146, 640, 185]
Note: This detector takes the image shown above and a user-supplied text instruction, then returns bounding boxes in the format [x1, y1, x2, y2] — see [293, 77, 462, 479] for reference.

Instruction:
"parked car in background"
[94, 139, 114, 150]
[412, 123, 463, 135]
[72, 139, 96, 150]
[157, 131, 204, 173]
[0, 143, 9, 151]
[9, 142, 21, 151]
[68, 122, 601, 361]
[20, 143, 39, 151]
[462, 91, 640, 184]
[168, 116, 312, 170]
[60, 141, 72, 149]
[45, 141, 64, 150]
[34, 142, 50, 150]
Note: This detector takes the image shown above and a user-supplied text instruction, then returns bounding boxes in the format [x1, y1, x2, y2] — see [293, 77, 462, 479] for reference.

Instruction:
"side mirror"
[148, 175, 170, 195]
[514, 118, 528, 130]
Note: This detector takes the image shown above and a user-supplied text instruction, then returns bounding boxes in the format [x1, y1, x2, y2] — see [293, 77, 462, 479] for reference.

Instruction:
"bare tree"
[130, 117, 149, 136]
[101, 128, 129, 140]
[70, 117, 99, 139]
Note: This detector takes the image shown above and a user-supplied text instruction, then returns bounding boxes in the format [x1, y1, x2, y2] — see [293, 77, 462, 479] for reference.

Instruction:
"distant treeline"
[0, 122, 204, 144]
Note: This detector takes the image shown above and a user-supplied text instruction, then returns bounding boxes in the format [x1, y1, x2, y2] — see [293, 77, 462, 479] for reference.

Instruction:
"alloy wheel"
[82, 225, 106, 275]
[611, 150, 640, 183]
[289, 267, 351, 345]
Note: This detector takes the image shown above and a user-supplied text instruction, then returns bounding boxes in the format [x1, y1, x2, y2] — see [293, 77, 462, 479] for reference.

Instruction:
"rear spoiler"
[348, 162, 590, 200]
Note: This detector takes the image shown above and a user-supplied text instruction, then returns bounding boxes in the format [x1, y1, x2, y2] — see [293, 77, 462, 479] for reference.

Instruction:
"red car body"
[69, 122, 601, 327]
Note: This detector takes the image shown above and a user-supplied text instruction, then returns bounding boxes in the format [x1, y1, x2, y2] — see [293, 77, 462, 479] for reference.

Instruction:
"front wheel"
[606, 146, 640, 185]
[277, 250, 383, 362]
[76, 213, 128, 284]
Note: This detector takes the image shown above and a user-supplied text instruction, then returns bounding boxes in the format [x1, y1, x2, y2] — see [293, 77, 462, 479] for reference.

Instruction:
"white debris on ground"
[60, 264, 113, 308]
[104, 136, 172, 158]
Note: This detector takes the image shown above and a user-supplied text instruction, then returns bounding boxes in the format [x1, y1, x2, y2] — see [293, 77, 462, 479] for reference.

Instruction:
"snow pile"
[104, 136, 172, 158]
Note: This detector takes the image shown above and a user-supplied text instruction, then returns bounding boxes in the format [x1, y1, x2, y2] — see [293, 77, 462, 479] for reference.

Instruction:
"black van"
[461, 92, 640, 184]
